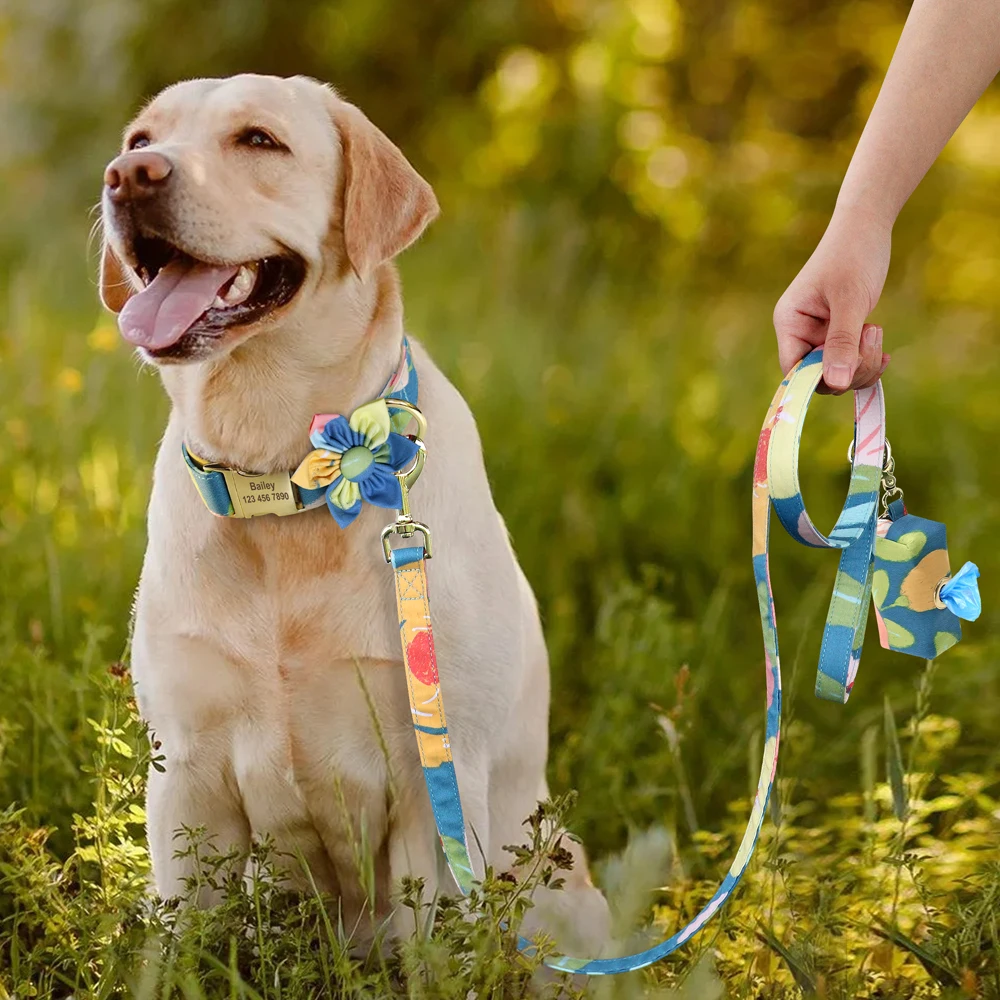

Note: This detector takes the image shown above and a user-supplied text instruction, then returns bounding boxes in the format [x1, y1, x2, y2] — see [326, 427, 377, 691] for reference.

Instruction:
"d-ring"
[847, 437, 892, 471]
[388, 400, 427, 490]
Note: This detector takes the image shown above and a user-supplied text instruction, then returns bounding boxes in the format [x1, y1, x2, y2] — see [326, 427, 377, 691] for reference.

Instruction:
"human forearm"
[836, 0, 1000, 228]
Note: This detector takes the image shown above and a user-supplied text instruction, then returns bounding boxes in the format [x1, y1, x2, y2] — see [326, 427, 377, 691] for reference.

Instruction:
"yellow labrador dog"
[99, 73, 609, 952]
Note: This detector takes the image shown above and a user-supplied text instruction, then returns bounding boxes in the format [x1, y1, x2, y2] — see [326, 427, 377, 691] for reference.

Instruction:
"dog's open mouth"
[118, 236, 305, 360]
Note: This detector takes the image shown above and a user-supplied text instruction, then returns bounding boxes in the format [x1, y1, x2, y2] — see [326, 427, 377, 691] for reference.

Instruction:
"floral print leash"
[381, 347, 979, 976]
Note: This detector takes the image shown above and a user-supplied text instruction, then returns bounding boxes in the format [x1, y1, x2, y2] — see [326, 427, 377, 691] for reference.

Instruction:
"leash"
[384, 348, 877, 973]
[383, 347, 977, 975]
[184, 342, 979, 973]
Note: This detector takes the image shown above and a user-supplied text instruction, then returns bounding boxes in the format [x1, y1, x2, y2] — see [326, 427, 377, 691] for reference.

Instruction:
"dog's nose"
[104, 150, 173, 203]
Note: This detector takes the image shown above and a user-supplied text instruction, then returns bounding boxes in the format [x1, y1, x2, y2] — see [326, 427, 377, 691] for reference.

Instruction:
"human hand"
[773, 211, 892, 393]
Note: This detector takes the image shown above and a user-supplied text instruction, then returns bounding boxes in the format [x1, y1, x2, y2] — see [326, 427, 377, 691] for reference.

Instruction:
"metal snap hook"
[381, 400, 433, 562]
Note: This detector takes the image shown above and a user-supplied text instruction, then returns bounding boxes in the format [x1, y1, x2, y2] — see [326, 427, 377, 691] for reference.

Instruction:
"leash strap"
[389, 347, 885, 975]
[390, 545, 477, 894]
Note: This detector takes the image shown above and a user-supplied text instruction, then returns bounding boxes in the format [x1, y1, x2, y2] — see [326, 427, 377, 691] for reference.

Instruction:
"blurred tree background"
[4, 0, 1000, 300]
[2, 1, 1000, 995]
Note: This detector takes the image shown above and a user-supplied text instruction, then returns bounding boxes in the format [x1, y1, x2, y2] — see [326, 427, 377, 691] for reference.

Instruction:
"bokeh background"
[1, 1, 999, 996]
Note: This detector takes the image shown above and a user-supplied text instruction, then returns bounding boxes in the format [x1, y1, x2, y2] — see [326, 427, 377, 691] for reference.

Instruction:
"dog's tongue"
[118, 258, 239, 350]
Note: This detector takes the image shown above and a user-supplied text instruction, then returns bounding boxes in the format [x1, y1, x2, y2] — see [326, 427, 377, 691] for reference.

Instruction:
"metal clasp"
[846, 437, 903, 516]
[381, 400, 433, 563]
[878, 439, 904, 516]
[381, 475, 433, 562]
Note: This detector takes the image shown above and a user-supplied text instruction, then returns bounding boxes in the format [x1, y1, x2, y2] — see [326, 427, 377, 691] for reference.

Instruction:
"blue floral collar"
[182, 338, 419, 524]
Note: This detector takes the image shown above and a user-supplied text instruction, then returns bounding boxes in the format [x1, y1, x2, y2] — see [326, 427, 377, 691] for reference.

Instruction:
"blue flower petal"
[386, 431, 419, 471]
[327, 492, 362, 527]
[940, 561, 981, 621]
[358, 464, 403, 510]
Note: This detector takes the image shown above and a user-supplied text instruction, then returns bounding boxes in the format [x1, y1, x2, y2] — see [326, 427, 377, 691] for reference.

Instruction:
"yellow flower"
[56, 368, 83, 394]
[87, 323, 118, 352]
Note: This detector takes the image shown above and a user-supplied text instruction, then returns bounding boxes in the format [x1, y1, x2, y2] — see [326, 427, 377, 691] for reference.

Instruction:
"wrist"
[831, 191, 897, 236]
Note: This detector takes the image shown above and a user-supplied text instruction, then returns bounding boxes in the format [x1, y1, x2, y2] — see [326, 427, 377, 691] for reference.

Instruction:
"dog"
[99, 73, 610, 954]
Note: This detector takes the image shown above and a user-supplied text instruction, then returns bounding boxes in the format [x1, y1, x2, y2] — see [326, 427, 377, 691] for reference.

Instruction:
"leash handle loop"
[764, 352, 885, 702]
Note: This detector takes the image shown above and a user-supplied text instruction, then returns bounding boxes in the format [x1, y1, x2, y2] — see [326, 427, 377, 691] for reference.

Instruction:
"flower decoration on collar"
[291, 399, 419, 528]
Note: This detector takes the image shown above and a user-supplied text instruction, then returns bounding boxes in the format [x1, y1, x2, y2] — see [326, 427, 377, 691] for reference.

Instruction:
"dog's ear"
[99, 239, 136, 313]
[327, 94, 439, 281]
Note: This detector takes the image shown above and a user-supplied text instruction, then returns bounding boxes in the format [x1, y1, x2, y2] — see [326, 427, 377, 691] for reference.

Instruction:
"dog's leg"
[458, 764, 492, 886]
[386, 778, 441, 938]
[386, 751, 491, 938]
[524, 784, 612, 959]
[133, 630, 252, 907]
[146, 743, 250, 906]
[486, 612, 613, 959]
[489, 759, 612, 959]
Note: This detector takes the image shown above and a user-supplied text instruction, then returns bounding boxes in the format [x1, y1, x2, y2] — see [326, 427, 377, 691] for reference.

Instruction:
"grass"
[1, 210, 998, 997]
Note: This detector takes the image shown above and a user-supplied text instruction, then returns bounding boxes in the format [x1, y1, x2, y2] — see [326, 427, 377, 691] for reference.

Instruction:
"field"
[1, 214, 998, 997]
[2, 1, 1000, 996]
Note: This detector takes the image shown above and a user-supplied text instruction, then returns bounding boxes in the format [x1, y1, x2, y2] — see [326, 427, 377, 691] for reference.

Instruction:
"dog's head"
[100, 74, 438, 363]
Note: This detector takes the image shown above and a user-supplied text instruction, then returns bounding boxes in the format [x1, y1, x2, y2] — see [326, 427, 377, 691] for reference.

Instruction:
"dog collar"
[182, 337, 419, 522]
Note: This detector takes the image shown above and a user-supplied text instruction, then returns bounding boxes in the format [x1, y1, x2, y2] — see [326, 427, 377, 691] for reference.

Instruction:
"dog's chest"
[194, 508, 401, 670]
[164, 509, 408, 834]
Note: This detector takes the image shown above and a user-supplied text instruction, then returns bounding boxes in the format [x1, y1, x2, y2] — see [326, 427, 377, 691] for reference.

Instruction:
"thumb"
[822, 294, 868, 391]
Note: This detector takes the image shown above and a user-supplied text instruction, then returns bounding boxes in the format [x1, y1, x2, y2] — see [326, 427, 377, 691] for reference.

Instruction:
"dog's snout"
[104, 150, 173, 203]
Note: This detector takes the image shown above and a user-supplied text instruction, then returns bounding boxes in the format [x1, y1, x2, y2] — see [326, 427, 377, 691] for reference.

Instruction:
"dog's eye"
[237, 128, 285, 151]
[128, 133, 151, 151]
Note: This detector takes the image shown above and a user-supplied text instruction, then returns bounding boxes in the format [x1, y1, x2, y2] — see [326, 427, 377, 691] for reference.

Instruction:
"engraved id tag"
[222, 469, 300, 518]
